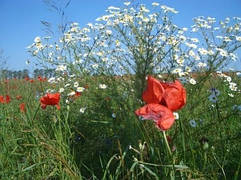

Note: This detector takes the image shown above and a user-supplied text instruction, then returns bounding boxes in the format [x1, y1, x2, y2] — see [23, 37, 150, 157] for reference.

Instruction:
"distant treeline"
[0, 68, 239, 80]
[0, 68, 56, 79]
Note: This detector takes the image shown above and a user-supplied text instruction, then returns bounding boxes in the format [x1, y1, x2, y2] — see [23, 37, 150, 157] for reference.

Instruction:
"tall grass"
[0, 73, 240, 179]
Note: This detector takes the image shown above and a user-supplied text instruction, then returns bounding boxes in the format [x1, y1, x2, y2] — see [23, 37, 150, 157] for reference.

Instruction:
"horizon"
[0, 0, 241, 71]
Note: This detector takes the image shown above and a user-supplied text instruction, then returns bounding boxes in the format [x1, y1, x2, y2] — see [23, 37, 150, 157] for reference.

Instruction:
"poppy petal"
[161, 80, 186, 111]
[40, 93, 60, 109]
[142, 76, 164, 104]
[135, 104, 175, 130]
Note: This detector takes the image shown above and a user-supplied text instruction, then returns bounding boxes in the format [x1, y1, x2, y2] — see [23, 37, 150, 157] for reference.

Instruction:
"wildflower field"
[1, 1, 241, 179]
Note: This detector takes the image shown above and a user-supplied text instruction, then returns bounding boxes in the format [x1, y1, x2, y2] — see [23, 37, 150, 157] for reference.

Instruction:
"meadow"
[0, 72, 240, 179]
[1, 1, 241, 179]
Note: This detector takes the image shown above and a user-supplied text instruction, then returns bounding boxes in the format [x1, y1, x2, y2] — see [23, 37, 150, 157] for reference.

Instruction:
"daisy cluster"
[216, 71, 239, 97]
[27, 2, 241, 98]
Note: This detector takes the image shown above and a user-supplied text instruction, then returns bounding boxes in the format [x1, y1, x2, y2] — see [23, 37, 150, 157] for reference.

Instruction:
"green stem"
[163, 131, 175, 179]
[163, 131, 172, 156]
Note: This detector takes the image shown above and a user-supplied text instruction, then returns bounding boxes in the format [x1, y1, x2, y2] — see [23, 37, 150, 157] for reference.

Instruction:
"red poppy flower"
[75, 91, 81, 97]
[38, 76, 47, 82]
[19, 103, 26, 113]
[40, 93, 60, 110]
[69, 91, 81, 101]
[142, 76, 186, 111]
[142, 76, 165, 104]
[160, 80, 186, 111]
[135, 76, 186, 131]
[24, 77, 30, 81]
[5, 95, 10, 104]
[38, 76, 43, 81]
[0, 96, 4, 104]
[0, 95, 11, 104]
[135, 104, 175, 131]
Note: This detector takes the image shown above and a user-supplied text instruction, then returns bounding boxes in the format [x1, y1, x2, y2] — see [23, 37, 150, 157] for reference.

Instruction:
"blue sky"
[0, 0, 241, 70]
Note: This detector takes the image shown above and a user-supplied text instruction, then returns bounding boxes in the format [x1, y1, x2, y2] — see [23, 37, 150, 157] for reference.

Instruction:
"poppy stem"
[162, 131, 172, 156]
[163, 131, 175, 179]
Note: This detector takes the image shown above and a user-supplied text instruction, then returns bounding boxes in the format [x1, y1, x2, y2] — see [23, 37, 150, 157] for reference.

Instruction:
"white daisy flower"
[198, 62, 207, 68]
[59, 88, 65, 93]
[99, 84, 107, 89]
[46, 89, 55, 93]
[65, 83, 71, 87]
[74, 82, 79, 88]
[236, 72, 241, 77]
[80, 107, 86, 113]
[236, 36, 241, 41]
[189, 78, 197, 85]
[229, 82, 237, 91]
[124, 2, 131, 6]
[56, 64, 67, 72]
[152, 2, 159, 6]
[48, 77, 56, 83]
[34, 36, 41, 43]
[226, 76, 232, 82]
[173, 112, 179, 120]
[68, 91, 76, 96]
[157, 74, 162, 78]
[76, 87, 85, 92]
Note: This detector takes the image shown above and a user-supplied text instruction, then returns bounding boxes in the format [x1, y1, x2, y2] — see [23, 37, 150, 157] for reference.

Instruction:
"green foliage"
[0, 73, 240, 179]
